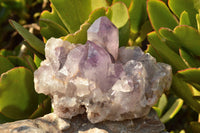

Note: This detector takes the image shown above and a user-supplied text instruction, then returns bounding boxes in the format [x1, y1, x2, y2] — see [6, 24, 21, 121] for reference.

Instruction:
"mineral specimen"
[34, 16, 172, 123]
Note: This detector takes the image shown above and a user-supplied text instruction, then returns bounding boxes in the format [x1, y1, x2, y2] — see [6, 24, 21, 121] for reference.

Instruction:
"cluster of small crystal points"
[34, 16, 172, 123]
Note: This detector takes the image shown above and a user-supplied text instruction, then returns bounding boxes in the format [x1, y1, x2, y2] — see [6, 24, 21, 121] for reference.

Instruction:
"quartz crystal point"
[34, 16, 172, 123]
[87, 16, 119, 60]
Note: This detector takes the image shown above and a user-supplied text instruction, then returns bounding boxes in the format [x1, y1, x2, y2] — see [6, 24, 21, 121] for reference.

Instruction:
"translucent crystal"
[87, 16, 119, 60]
[34, 16, 172, 123]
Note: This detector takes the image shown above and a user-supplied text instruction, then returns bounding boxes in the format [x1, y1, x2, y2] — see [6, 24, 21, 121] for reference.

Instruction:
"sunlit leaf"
[147, 0, 178, 33]
[50, 0, 108, 33]
[157, 93, 168, 117]
[129, 0, 147, 33]
[179, 11, 191, 26]
[9, 20, 45, 55]
[179, 48, 200, 68]
[171, 76, 200, 113]
[160, 25, 200, 56]
[0, 56, 14, 75]
[177, 68, 200, 84]
[147, 31, 188, 72]
[0, 67, 38, 119]
[169, 0, 200, 28]
[160, 98, 183, 123]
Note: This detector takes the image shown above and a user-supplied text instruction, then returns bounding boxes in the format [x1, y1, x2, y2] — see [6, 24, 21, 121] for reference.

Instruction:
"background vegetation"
[0, 0, 200, 132]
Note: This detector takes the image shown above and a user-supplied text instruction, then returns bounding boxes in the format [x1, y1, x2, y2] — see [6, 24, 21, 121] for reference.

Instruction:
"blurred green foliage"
[1, 0, 200, 132]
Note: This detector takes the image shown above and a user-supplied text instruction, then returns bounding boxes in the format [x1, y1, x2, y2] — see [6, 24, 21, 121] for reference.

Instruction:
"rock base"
[0, 109, 168, 133]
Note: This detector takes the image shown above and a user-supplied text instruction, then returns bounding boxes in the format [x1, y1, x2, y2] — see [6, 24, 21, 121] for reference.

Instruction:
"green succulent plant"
[1, 0, 200, 132]
[146, 0, 200, 132]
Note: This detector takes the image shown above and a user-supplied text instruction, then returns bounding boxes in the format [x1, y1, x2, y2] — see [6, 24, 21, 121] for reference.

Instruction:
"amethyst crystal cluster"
[34, 16, 172, 123]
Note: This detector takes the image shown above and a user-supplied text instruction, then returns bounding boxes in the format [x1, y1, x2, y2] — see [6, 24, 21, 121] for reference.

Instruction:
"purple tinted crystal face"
[34, 17, 172, 123]
[87, 16, 119, 60]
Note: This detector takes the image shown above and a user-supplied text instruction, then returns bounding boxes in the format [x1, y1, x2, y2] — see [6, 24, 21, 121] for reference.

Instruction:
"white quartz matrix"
[34, 16, 172, 123]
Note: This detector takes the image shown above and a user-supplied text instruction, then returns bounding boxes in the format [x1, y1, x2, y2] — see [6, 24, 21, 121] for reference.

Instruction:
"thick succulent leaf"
[159, 25, 200, 56]
[157, 94, 168, 117]
[145, 45, 163, 62]
[191, 83, 200, 92]
[169, 0, 200, 28]
[129, 0, 147, 33]
[7, 56, 36, 72]
[190, 122, 200, 133]
[39, 18, 69, 40]
[22, 41, 45, 60]
[34, 54, 42, 68]
[63, 23, 90, 44]
[112, 0, 132, 8]
[135, 20, 152, 46]
[62, 8, 107, 44]
[179, 11, 191, 26]
[29, 97, 51, 119]
[172, 76, 200, 113]
[147, 32, 188, 72]
[0, 67, 38, 119]
[179, 48, 200, 68]
[0, 49, 13, 57]
[9, 20, 45, 55]
[147, 0, 178, 33]
[109, 2, 130, 46]
[0, 56, 14, 75]
[152, 106, 161, 117]
[39, 4, 69, 40]
[177, 68, 200, 84]
[50, 0, 108, 33]
[160, 98, 183, 123]
[63, 3, 130, 46]
[197, 12, 200, 32]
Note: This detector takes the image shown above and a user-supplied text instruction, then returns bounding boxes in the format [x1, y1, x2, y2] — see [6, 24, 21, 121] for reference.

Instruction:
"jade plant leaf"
[62, 7, 107, 44]
[157, 94, 168, 117]
[112, 0, 132, 8]
[147, 31, 188, 72]
[9, 20, 45, 55]
[147, 0, 178, 33]
[169, 0, 200, 28]
[177, 68, 200, 84]
[129, 0, 147, 33]
[159, 25, 200, 56]
[108, 2, 130, 46]
[63, 3, 130, 46]
[50, 0, 108, 33]
[29, 97, 51, 119]
[179, 11, 191, 26]
[34, 54, 42, 68]
[39, 10, 69, 40]
[172, 76, 200, 113]
[0, 56, 14, 75]
[0, 67, 38, 119]
[197, 12, 200, 31]
[7, 56, 35, 72]
[179, 48, 200, 68]
[160, 98, 183, 123]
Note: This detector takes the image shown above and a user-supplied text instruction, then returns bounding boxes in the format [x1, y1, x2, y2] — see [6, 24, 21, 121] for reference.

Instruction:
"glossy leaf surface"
[177, 68, 200, 84]
[9, 20, 45, 55]
[160, 25, 200, 56]
[0, 67, 38, 119]
[160, 98, 183, 123]
[169, 0, 200, 28]
[147, 0, 178, 33]
[0, 56, 14, 75]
